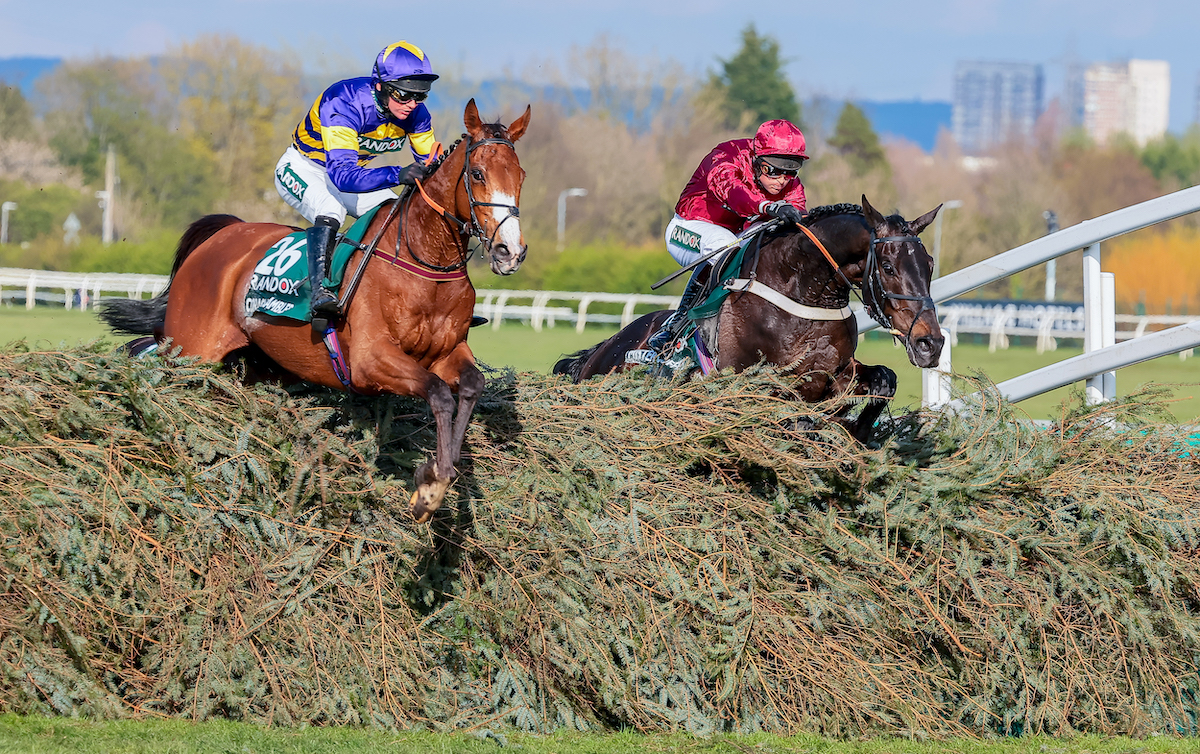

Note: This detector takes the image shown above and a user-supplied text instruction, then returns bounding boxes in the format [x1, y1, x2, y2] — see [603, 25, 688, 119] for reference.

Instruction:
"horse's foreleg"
[828, 358, 897, 443]
[430, 343, 485, 467]
[352, 351, 460, 523]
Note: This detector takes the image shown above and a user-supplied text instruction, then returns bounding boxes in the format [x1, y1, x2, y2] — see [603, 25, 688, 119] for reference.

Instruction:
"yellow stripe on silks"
[409, 129, 436, 160]
[324, 125, 359, 152]
[361, 123, 407, 141]
[380, 40, 427, 62]
[294, 126, 323, 150]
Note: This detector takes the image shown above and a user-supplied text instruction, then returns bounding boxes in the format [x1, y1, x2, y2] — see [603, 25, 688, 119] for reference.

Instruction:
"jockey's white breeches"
[274, 146, 397, 224]
[664, 215, 738, 268]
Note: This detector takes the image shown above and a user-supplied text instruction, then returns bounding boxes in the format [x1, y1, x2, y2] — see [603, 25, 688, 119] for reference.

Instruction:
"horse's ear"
[861, 195, 885, 228]
[463, 98, 483, 138]
[909, 204, 943, 235]
[506, 105, 532, 143]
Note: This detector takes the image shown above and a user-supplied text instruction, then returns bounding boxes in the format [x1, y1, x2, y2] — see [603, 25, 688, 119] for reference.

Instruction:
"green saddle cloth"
[682, 235, 755, 322]
[244, 204, 384, 322]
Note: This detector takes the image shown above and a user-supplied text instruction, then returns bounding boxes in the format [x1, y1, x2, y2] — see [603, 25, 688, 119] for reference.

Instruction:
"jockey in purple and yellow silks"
[274, 40, 440, 323]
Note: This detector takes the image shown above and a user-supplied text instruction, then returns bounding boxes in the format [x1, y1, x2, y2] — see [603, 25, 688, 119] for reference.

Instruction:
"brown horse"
[100, 99, 531, 522]
[553, 196, 945, 441]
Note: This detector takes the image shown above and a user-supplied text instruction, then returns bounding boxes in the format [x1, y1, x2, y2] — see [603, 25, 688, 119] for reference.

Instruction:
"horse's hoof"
[409, 477, 453, 524]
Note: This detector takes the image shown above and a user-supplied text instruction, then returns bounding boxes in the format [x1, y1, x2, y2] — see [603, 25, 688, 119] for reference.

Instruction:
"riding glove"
[397, 162, 430, 186]
[764, 201, 803, 226]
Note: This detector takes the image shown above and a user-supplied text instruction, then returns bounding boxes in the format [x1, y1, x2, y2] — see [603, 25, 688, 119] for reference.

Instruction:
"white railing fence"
[934, 302, 1196, 355]
[0, 268, 168, 310]
[5, 182, 1200, 413]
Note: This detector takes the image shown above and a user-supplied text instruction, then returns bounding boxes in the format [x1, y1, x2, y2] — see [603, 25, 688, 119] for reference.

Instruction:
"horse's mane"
[802, 203, 862, 225]
[425, 121, 510, 177]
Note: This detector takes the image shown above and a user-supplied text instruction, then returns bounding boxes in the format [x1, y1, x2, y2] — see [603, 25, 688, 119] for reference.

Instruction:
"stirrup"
[310, 291, 340, 332]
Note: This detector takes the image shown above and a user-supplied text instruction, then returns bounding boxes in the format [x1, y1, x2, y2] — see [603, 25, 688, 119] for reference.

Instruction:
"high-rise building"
[952, 61, 1044, 154]
[1194, 73, 1199, 125]
[1083, 59, 1170, 146]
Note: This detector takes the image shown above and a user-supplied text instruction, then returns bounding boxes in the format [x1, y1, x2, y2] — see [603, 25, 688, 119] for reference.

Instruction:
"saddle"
[685, 225, 776, 322]
[244, 204, 386, 323]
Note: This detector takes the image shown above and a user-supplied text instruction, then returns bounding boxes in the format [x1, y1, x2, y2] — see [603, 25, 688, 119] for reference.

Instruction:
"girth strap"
[723, 278, 853, 320]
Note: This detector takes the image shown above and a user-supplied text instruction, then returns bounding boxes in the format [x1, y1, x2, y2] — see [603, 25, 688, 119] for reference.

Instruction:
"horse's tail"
[97, 214, 243, 336]
[98, 296, 168, 336]
[552, 344, 603, 383]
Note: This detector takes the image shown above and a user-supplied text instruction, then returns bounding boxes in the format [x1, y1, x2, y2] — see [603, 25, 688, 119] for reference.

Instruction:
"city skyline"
[3, 0, 1200, 133]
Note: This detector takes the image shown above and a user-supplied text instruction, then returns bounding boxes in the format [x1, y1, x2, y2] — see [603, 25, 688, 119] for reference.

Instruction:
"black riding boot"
[307, 216, 341, 329]
[647, 265, 707, 354]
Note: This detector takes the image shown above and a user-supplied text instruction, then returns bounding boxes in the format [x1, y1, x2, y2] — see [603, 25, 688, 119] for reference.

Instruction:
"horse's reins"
[792, 222, 932, 340]
[319, 136, 519, 391]
[406, 135, 520, 273]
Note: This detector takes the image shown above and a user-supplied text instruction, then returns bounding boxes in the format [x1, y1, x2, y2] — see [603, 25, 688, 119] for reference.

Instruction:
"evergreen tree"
[0, 84, 36, 141]
[707, 25, 801, 130]
[1140, 126, 1200, 188]
[828, 102, 889, 176]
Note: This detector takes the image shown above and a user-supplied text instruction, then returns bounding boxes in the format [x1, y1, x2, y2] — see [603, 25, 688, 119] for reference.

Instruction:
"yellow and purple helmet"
[372, 41, 439, 93]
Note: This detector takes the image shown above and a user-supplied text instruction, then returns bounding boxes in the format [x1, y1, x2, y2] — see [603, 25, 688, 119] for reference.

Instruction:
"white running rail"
[0, 268, 168, 310]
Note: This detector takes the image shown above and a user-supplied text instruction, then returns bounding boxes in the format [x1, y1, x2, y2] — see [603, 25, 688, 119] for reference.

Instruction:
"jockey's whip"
[651, 218, 782, 290]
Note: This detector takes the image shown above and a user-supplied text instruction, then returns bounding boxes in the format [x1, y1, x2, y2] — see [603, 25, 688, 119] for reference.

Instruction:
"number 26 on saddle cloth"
[243, 205, 385, 322]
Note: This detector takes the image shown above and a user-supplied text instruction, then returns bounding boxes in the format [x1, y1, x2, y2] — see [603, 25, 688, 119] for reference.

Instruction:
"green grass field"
[1, 714, 1197, 754]
[3, 305, 1196, 421]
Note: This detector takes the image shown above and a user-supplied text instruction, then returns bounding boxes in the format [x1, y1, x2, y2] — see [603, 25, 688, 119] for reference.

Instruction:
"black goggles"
[385, 84, 427, 103]
[759, 160, 801, 178]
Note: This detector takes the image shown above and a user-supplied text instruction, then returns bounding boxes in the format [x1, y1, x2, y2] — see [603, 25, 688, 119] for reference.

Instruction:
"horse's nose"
[910, 334, 945, 367]
[490, 243, 526, 275]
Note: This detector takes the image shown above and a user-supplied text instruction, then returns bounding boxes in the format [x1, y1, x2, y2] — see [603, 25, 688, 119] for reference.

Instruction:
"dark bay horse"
[553, 196, 945, 441]
[100, 99, 530, 522]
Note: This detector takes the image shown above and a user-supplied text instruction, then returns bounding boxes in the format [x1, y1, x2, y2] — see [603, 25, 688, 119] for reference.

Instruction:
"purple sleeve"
[325, 151, 401, 193]
[319, 92, 401, 193]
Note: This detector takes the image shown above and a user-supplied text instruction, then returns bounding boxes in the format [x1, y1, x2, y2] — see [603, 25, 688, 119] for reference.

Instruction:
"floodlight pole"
[0, 202, 16, 245]
[557, 188, 588, 252]
[931, 200, 963, 278]
[1043, 210, 1059, 301]
[95, 144, 117, 245]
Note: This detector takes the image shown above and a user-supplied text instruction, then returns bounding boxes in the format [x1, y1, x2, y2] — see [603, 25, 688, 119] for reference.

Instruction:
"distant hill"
[857, 100, 952, 152]
[0, 57, 61, 94]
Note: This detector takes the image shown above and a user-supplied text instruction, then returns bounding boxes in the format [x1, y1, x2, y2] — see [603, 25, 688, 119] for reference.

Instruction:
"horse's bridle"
[406, 135, 521, 273]
[862, 234, 936, 341]
[794, 222, 935, 341]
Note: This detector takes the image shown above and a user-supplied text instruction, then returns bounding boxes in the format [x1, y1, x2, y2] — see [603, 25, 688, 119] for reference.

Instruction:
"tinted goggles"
[759, 160, 801, 178]
[385, 84, 427, 103]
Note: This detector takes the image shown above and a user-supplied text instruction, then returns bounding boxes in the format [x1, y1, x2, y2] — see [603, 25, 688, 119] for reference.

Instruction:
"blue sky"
[4, 0, 1199, 132]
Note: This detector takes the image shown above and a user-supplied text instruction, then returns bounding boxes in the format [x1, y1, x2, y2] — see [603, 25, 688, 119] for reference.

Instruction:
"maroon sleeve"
[707, 160, 764, 218]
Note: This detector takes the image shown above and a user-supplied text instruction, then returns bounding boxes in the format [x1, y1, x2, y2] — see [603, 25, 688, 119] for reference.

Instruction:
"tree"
[828, 102, 889, 176]
[1140, 127, 1200, 190]
[0, 85, 36, 141]
[161, 35, 304, 215]
[40, 58, 220, 232]
[705, 25, 801, 131]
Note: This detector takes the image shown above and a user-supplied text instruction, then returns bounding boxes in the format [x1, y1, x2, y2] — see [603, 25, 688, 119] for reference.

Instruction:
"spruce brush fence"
[1, 344, 1198, 737]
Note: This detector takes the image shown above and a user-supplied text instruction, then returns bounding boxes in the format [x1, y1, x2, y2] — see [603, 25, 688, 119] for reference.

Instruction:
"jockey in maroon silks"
[648, 119, 809, 354]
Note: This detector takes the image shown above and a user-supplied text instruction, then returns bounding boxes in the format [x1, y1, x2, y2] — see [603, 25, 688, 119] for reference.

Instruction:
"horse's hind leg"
[829, 359, 897, 443]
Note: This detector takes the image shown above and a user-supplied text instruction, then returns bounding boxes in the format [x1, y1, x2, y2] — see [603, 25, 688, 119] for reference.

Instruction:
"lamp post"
[0, 202, 16, 245]
[1043, 210, 1059, 301]
[557, 188, 588, 252]
[931, 199, 963, 279]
